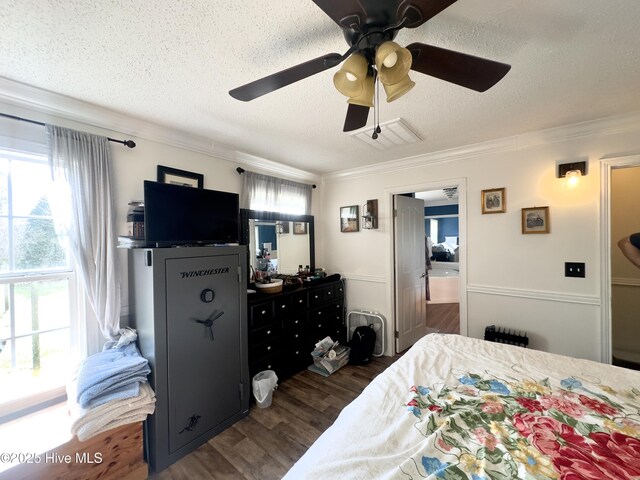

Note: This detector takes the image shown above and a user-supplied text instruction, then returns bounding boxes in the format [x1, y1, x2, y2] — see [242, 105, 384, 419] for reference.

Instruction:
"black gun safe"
[128, 246, 249, 473]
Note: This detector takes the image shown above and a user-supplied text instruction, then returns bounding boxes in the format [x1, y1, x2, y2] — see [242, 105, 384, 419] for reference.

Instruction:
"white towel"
[67, 379, 156, 441]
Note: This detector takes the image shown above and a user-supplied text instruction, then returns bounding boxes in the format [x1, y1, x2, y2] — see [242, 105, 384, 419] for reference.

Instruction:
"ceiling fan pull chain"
[372, 73, 380, 140]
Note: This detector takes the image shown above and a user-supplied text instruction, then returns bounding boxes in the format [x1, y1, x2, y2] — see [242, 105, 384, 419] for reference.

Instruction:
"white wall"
[318, 117, 640, 362]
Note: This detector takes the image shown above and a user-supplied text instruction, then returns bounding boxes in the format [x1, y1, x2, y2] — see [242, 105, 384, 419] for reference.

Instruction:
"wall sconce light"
[362, 199, 378, 229]
[557, 160, 587, 187]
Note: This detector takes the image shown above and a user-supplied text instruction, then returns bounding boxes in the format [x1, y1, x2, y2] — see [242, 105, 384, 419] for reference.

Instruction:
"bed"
[430, 236, 459, 262]
[282, 334, 640, 479]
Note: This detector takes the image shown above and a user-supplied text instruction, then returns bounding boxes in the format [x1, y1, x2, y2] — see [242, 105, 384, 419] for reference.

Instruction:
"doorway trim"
[385, 177, 468, 353]
[600, 153, 640, 363]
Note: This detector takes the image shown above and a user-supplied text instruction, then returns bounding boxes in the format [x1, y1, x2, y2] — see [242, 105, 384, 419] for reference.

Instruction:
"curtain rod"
[236, 167, 316, 189]
[0, 112, 136, 148]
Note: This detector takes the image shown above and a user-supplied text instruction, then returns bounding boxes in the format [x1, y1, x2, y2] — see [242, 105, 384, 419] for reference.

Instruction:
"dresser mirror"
[240, 209, 315, 279]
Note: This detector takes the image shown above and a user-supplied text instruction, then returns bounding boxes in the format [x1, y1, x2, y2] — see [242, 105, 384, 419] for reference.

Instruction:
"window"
[0, 147, 75, 421]
[241, 171, 312, 215]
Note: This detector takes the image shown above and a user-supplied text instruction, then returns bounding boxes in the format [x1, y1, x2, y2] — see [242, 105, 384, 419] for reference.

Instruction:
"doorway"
[609, 164, 640, 370]
[601, 154, 640, 366]
[418, 187, 461, 336]
[390, 179, 467, 353]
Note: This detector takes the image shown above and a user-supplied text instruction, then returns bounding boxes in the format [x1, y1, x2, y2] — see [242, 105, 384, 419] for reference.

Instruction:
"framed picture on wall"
[340, 205, 359, 232]
[521, 206, 550, 234]
[157, 165, 204, 188]
[293, 222, 307, 235]
[277, 221, 290, 234]
[481, 187, 506, 214]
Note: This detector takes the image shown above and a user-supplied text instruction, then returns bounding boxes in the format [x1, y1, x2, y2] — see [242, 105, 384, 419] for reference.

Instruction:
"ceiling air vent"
[348, 118, 422, 151]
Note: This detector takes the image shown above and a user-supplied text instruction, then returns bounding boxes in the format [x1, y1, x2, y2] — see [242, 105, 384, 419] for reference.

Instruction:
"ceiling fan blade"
[229, 53, 342, 101]
[406, 42, 511, 92]
[343, 104, 370, 132]
[397, 0, 458, 28]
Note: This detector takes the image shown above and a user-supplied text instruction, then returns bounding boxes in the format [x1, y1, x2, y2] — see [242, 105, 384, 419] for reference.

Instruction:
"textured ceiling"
[1, 1, 639, 175]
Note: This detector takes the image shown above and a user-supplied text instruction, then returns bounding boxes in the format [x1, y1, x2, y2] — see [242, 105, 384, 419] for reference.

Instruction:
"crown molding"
[0, 76, 318, 182]
[322, 110, 640, 183]
[234, 152, 321, 183]
[323, 137, 517, 183]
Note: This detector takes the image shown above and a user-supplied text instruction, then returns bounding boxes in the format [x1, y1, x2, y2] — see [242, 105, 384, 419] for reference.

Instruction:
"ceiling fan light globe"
[383, 74, 416, 102]
[333, 53, 368, 98]
[376, 41, 412, 85]
[347, 75, 375, 108]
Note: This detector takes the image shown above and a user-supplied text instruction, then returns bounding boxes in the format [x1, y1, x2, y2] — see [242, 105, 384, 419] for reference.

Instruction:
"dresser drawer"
[274, 296, 291, 315]
[330, 300, 344, 323]
[285, 328, 304, 343]
[252, 338, 283, 361]
[322, 284, 336, 303]
[308, 288, 323, 307]
[284, 313, 306, 333]
[285, 342, 308, 363]
[251, 322, 283, 345]
[306, 317, 331, 343]
[290, 290, 308, 311]
[250, 354, 282, 378]
[250, 301, 274, 327]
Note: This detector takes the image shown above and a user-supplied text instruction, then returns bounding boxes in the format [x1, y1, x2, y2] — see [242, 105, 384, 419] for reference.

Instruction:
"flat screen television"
[144, 180, 239, 246]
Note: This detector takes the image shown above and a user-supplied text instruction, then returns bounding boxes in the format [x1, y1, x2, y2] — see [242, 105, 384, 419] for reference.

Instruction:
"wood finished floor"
[151, 355, 398, 480]
[426, 302, 460, 334]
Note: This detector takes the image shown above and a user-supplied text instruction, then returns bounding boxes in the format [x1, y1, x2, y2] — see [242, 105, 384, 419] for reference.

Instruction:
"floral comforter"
[283, 334, 640, 480]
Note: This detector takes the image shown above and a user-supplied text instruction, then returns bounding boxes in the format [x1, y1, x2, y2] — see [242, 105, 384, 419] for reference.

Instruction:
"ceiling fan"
[229, 0, 511, 133]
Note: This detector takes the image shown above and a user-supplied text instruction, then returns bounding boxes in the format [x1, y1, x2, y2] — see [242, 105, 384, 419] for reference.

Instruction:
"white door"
[394, 195, 427, 352]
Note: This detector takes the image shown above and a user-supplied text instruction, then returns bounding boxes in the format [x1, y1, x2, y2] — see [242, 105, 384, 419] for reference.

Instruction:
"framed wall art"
[293, 222, 307, 235]
[340, 205, 359, 232]
[157, 165, 204, 188]
[521, 206, 550, 234]
[481, 187, 506, 214]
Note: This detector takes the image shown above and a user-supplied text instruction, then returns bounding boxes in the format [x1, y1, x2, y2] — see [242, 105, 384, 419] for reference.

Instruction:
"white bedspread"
[283, 334, 640, 480]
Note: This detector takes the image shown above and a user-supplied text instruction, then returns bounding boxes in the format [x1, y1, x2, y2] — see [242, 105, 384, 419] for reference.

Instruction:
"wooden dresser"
[248, 277, 346, 380]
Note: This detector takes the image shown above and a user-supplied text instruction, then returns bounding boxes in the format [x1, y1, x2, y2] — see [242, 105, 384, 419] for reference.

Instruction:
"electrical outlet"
[565, 262, 585, 278]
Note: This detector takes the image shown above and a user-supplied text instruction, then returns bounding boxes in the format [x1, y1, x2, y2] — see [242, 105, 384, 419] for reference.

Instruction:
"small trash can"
[252, 370, 278, 408]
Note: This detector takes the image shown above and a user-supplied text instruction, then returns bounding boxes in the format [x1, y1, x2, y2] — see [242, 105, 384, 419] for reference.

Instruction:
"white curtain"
[46, 125, 121, 341]
[241, 171, 312, 215]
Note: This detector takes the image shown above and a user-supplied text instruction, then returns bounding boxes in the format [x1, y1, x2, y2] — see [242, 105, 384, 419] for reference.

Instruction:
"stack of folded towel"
[67, 341, 156, 441]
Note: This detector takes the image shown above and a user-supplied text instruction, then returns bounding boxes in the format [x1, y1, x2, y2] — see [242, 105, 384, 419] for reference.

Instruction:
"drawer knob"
[267, 345, 271, 350]
[328, 292, 332, 295]
[314, 295, 319, 299]
[318, 324, 322, 328]
[317, 311, 322, 315]
[267, 330, 271, 335]
[261, 310, 266, 315]
[294, 320, 299, 324]
[294, 334, 299, 338]
[281, 305, 286, 309]
[268, 364, 272, 369]
[298, 299, 303, 303]
[295, 351, 299, 355]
